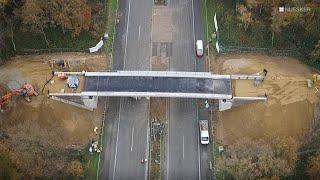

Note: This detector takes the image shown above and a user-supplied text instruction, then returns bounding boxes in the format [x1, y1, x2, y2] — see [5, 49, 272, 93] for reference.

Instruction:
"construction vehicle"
[199, 120, 209, 145]
[0, 84, 38, 108]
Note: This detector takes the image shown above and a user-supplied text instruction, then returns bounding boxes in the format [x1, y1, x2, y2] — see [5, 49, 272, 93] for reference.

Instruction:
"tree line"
[217, 136, 320, 179]
[0, 0, 104, 58]
[219, 0, 320, 67]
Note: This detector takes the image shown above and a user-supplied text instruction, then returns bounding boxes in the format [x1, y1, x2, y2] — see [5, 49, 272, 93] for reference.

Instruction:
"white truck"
[199, 120, 209, 145]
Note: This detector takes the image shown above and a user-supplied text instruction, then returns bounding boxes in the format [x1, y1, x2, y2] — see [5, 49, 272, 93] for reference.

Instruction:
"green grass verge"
[84, 124, 105, 180]
[213, 141, 224, 180]
[104, 0, 118, 54]
[160, 133, 165, 179]
[85, 113, 107, 180]
[85, 153, 100, 180]
[201, 0, 216, 55]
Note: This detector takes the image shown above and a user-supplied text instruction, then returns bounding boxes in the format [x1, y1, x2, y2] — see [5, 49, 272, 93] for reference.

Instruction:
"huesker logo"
[278, 6, 311, 13]
[279, 7, 285, 12]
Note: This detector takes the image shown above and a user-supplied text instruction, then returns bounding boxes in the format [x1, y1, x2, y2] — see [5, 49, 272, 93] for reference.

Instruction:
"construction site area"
[213, 53, 320, 145]
[0, 52, 108, 176]
[0, 52, 319, 177]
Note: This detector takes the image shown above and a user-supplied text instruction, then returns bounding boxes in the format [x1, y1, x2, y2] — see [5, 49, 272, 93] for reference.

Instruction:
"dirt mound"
[1, 95, 100, 146]
[215, 54, 319, 144]
[0, 52, 107, 146]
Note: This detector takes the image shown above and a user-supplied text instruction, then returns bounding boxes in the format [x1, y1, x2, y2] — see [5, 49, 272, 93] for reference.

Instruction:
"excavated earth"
[0, 52, 108, 146]
[214, 53, 319, 144]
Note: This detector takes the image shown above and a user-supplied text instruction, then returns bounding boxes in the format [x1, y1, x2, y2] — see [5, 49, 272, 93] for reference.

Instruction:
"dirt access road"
[0, 52, 108, 146]
[214, 53, 319, 145]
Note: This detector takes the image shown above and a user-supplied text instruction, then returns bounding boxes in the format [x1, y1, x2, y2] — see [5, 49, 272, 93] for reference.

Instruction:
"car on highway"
[199, 120, 209, 145]
[196, 40, 204, 57]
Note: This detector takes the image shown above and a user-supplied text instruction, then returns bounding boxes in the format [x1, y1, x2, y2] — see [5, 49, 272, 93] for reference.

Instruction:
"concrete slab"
[84, 76, 231, 95]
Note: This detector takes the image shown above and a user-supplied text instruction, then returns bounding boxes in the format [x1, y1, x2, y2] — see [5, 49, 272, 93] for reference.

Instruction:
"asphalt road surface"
[101, 0, 152, 179]
[165, 0, 199, 179]
[164, 0, 212, 180]
[102, 0, 212, 179]
[84, 76, 230, 94]
[193, 0, 213, 179]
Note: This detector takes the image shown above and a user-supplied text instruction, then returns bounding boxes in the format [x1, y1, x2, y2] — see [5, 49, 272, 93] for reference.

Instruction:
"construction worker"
[313, 74, 318, 85]
[204, 100, 210, 109]
[140, 158, 148, 164]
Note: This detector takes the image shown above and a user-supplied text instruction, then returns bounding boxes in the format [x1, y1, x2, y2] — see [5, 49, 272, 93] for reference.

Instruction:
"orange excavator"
[0, 84, 38, 108]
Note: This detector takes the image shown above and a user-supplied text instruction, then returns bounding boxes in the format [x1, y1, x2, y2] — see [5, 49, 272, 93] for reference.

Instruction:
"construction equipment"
[67, 76, 79, 89]
[0, 84, 38, 108]
[50, 59, 70, 72]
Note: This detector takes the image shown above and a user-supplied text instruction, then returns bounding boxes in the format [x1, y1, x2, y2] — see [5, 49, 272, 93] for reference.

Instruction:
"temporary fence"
[213, 11, 298, 57]
[18, 48, 88, 54]
[219, 45, 300, 57]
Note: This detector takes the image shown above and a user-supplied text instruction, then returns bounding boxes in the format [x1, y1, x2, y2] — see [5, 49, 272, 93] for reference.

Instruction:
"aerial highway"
[101, 0, 152, 179]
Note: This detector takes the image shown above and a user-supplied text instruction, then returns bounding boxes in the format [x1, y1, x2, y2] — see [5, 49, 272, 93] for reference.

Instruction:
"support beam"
[233, 96, 267, 101]
[51, 96, 94, 111]
[81, 91, 233, 99]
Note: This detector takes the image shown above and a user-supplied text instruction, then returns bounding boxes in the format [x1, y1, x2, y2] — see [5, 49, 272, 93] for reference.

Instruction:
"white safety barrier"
[214, 13, 220, 53]
[85, 71, 230, 79]
[89, 39, 104, 53]
[214, 13, 218, 31]
[216, 41, 220, 53]
[81, 91, 233, 100]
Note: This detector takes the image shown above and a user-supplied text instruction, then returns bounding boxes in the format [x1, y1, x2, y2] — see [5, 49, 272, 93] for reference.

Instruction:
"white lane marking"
[145, 109, 150, 180]
[150, 7, 153, 71]
[192, 0, 197, 72]
[196, 103, 201, 180]
[191, 0, 195, 45]
[123, 0, 131, 69]
[182, 135, 185, 159]
[166, 99, 170, 180]
[113, 99, 122, 180]
[204, 0, 209, 56]
[130, 127, 135, 152]
[138, 25, 141, 41]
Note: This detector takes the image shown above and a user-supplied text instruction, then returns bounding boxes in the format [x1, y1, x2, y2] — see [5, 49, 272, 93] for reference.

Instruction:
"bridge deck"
[83, 76, 231, 95]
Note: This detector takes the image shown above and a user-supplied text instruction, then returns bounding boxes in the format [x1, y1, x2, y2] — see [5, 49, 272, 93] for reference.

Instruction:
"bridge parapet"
[49, 70, 268, 111]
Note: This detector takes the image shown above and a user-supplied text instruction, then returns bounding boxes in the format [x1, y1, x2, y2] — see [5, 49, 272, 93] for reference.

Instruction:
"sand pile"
[0, 52, 107, 146]
[215, 54, 319, 144]
[1, 96, 99, 145]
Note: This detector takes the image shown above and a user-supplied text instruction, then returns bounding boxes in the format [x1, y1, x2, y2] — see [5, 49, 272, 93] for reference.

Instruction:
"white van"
[199, 120, 209, 145]
[196, 40, 204, 57]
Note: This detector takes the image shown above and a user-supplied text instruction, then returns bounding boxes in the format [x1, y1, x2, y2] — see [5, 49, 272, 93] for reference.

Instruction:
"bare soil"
[0, 52, 109, 146]
[152, 6, 172, 43]
[149, 98, 167, 180]
[214, 53, 319, 144]
[150, 98, 167, 120]
[151, 6, 172, 71]
[48, 76, 85, 94]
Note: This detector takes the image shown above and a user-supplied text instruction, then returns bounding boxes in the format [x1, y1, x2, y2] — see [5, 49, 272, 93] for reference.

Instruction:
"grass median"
[149, 98, 167, 180]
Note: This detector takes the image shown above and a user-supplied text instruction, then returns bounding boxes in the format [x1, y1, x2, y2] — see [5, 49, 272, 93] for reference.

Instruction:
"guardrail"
[54, 70, 232, 79]
[81, 91, 233, 99]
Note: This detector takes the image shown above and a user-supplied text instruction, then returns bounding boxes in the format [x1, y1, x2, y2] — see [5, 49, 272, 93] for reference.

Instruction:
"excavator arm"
[0, 84, 38, 107]
[0, 91, 20, 106]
